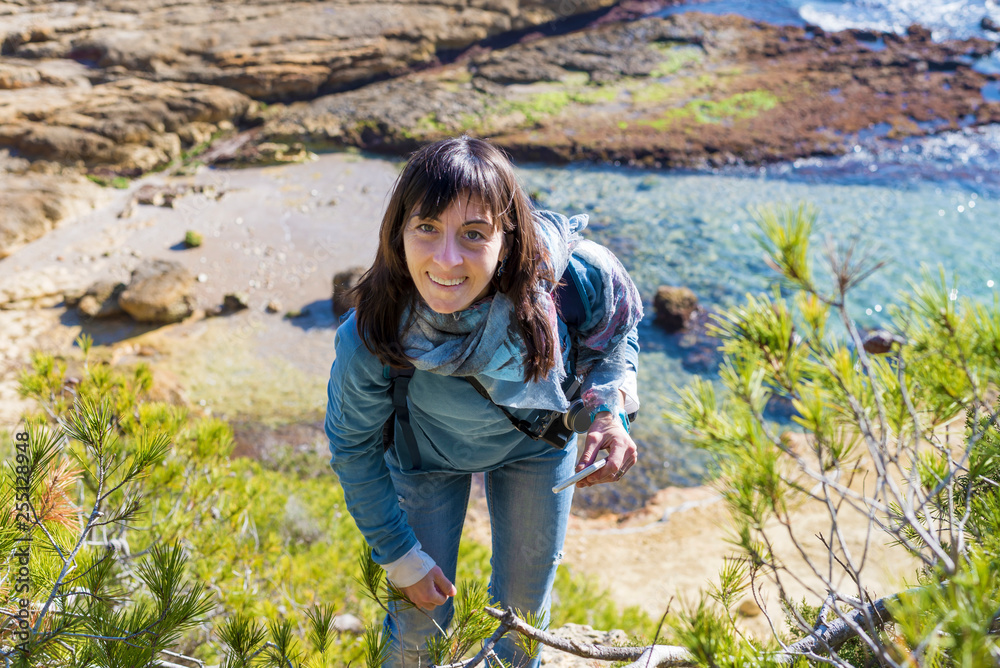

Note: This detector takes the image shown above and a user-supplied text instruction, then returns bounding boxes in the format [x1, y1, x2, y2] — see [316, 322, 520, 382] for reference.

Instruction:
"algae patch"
[640, 90, 780, 129]
[649, 43, 705, 77]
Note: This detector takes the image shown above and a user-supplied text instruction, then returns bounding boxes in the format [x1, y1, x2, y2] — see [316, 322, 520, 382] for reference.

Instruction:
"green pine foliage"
[668, 203, 1000, 666]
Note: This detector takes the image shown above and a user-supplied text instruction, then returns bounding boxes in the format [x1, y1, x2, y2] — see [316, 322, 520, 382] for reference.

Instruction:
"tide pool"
[518, 159, 1000, 511]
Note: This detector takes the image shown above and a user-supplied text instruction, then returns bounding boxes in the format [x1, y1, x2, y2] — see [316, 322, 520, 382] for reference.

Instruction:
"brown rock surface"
[267, 12, 1000, 168]
[653, 285, 698, 333]
[0, 1, 618, 102]
[118, 259, 195, 323]
[0, 167, 110, 258]
[77, 279, 126, 318]
[0, 77, 253, 174]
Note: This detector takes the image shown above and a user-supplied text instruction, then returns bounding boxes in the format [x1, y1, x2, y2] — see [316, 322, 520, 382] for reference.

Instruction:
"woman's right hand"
[400, 565, 457, 610]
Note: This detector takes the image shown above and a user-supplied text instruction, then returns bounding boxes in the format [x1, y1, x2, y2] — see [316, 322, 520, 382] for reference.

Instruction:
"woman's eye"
[465, 230, 485, 241]
[416, 223, 435, 233]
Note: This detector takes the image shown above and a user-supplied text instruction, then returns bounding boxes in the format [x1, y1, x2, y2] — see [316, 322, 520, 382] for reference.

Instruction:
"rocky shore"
[3, 0, 999, 255]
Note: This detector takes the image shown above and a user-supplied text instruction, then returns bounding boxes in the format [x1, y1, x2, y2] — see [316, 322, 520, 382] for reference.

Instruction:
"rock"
[653, 286, 698, 333]
[118, 259, 195, 323]
[862, 329, 905, 354]
[332, 266, 366, 317]
[265, 299, 282, 314]
[332, 613, 365, 635]
[737, 598, 763, 617]
[0, 78, 253, 174]
[77, 280, 127, 318]
[208, 292, 250, 317]
[539, 624, 628, 667]
[63, 287, 87, 308]
[983, 17, 1000, 33]
[0, 1, 616, 107]
[267, 11, 1000, 169]
[0, 172, 109, 259]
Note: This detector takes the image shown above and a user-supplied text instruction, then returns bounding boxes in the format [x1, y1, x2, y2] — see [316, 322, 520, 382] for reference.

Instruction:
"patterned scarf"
[399, 210, 642, 412]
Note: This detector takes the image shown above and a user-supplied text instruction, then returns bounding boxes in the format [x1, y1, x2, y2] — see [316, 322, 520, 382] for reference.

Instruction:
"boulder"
[331, 613, 365, 635]
[653, 286, 698, 333]
[539, 624, 628, 668]
[118, 259, 195, 323]
[983, 17, 1000, 33]
[77, 280, 127, 318]
[862, 329, 905, 354]
[332, 266, 366, 317]
[207, 292, 250, 317]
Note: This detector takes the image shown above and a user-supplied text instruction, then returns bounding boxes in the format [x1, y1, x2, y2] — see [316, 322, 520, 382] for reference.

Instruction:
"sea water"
[519, 126, 1000, 512]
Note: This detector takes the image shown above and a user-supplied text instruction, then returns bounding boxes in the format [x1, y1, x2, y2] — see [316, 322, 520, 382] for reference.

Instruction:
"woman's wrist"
[589, 404, 630, 433]
[383, 542, 436, 588]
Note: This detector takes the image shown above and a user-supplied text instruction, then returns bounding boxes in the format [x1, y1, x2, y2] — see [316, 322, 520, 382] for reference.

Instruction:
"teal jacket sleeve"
[325, 314, 418, 566]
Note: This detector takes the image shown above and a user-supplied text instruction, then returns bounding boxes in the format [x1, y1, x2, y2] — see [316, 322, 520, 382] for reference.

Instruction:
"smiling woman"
[325, 136, 644, 668]
[403, 196, 507, 314]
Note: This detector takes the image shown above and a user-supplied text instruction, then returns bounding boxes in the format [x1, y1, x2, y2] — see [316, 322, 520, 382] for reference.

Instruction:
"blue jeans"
[383, 441, 576, 668]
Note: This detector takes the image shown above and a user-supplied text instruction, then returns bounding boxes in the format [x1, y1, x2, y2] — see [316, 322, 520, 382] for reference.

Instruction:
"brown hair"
[352, 136, 557, 382]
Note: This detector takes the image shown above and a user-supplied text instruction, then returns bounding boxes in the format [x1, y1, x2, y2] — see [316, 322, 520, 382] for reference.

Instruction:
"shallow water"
[518, 134, 1000, 512]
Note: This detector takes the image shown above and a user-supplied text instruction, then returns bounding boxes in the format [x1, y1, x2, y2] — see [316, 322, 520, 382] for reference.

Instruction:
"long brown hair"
[352, 136, 557, 382]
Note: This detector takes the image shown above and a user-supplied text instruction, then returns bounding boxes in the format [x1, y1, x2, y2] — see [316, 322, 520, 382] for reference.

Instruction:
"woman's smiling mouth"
[429, 274, 467, 287]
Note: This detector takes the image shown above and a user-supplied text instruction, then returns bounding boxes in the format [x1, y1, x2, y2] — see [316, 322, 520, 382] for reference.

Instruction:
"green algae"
[505, 85, 618, 124]
[629, 81, 682, 105]
[650, 43, 705, 77]
[401, 82, 620, 138]
[639, 90, 781, 129]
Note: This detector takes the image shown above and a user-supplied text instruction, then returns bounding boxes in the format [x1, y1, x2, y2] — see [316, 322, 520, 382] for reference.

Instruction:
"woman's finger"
[582, 430, 637, 486]
[576, 429, 605, 471]
[433, 570, 457, 598]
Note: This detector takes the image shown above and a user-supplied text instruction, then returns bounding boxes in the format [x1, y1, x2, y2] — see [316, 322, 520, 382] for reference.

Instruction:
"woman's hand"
[576, 411, 637, 487]
[400, 565, 457, 610]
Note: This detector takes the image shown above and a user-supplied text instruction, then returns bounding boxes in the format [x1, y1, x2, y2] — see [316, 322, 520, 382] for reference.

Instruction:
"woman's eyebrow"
[407, 214, 493, 226]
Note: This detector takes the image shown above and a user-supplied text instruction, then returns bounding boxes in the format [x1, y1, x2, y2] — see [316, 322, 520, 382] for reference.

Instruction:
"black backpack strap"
[465, 376, 539, 439]
[382, 365, 421, 470]
[555, 259, 588, 330]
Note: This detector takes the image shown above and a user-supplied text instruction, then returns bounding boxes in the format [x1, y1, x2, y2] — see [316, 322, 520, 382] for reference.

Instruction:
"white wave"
[791, 0, 1000, 40]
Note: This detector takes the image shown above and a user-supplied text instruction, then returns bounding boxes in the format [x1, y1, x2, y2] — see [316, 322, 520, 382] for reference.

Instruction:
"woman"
[325, 136, 642, 667]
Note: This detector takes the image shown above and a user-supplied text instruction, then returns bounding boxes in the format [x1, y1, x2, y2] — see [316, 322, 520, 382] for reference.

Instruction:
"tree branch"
[480, 607, 696, 665]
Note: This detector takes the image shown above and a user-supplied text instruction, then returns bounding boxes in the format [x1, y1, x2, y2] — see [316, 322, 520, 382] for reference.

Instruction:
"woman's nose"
[433, 234, 462, 268]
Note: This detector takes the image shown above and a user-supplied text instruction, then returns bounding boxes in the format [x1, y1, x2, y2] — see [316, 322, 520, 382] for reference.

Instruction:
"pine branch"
[480, 606, 694, 665]
[447, 591, 905, 668]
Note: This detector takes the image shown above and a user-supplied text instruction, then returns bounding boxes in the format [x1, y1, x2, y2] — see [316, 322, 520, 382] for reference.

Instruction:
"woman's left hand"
[575, 412, 637, 487]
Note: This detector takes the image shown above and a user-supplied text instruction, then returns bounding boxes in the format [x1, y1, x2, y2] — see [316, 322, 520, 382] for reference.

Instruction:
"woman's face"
[402, 194, 507, 314]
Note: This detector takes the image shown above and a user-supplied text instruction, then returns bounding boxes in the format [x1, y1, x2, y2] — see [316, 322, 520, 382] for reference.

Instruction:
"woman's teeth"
[430, 275, 465, 286]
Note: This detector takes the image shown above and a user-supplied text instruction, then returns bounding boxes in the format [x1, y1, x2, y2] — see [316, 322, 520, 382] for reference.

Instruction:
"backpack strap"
[382, 365, 421, 470]
[555, 257, 589, 330]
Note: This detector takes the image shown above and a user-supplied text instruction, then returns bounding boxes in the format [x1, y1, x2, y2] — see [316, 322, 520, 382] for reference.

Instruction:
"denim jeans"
[382, 440, 577, 668]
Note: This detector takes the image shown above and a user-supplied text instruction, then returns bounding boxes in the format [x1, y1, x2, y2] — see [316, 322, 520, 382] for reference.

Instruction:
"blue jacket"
[325, 252, 640, 568]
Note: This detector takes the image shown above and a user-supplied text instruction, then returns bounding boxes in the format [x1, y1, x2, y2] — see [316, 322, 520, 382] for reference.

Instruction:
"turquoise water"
[518, 155, 1000, 512]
